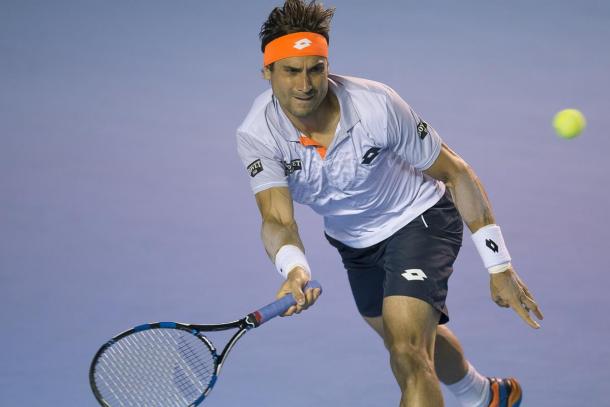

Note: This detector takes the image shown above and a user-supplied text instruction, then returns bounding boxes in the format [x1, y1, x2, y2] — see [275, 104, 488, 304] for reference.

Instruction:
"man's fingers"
[304, 287, 315, 307]
[521, 295, 544, 320]
[299, 287, 321, 312]
[492, 296, 509, 308]
[510, 300, 540, 329]
[312, 287, 321, 302]
[282, 305, 297, 317]
[518, 281, 544, 319]
[282, 285, 321, 317]
[490, 269, 543, 328]
[521, 289, 544, 320]
[291, 284, 306, 306]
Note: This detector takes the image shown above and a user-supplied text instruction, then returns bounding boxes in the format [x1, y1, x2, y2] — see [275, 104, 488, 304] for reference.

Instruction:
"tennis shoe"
[487, 377, 522, 407]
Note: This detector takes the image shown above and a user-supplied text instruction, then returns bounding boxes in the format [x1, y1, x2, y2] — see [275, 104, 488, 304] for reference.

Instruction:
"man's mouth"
[294, 94, 314, 101]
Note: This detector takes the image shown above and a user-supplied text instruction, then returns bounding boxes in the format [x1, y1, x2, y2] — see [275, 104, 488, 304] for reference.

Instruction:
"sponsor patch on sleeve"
[417, 121, 429, 140]
[247, 159, 264, 177]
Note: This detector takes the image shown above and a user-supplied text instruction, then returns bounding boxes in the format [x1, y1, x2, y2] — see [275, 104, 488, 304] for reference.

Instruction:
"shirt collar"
[269, 75, 361, 142]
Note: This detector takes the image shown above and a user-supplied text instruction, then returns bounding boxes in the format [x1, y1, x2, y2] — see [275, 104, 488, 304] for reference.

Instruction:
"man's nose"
[298, 72, 313, 93]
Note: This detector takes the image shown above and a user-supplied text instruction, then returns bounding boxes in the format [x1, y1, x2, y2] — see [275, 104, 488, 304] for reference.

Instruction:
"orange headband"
[263, 32, 328, 67]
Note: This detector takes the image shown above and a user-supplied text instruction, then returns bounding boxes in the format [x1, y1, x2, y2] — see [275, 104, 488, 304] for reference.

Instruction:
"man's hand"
[276, 267, 321, 316]
[490, 266, 544, 329]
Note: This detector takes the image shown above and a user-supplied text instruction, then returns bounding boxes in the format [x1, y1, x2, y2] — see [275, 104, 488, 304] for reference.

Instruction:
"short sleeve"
[385, 86, 442, 171]
[236, 131, 288, 194]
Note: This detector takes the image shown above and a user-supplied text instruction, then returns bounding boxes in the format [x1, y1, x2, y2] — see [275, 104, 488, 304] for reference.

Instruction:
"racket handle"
[249, 280, 322, 328]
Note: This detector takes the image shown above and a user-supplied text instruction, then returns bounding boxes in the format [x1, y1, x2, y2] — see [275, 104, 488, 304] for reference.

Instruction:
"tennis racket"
[89, 280, 322, 407]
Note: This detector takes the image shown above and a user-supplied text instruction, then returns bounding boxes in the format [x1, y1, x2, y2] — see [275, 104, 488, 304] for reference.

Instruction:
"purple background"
[1, 1, 609, 405]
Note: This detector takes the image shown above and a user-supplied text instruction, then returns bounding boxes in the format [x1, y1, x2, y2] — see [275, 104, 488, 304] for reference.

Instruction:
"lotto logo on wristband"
[471, 224, 512, 272]
[486, 239, 499, 253]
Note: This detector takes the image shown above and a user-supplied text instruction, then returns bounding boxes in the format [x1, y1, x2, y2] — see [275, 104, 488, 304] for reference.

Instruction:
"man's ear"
[262, 66, 272, 80]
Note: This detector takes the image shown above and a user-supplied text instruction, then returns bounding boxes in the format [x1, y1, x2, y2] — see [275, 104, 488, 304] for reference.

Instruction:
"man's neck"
[285, 89, 340, 142]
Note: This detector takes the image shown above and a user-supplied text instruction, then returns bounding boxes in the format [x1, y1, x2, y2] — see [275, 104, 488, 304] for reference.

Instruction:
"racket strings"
[173, 335, 216, 401]
[93, 328, 215, 406]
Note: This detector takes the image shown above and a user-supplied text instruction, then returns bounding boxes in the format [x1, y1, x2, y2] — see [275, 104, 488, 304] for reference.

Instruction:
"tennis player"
[236, 1, 543, 406]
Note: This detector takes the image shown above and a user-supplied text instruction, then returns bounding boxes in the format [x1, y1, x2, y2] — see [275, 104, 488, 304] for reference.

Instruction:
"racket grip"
[249, 280, 322, 328]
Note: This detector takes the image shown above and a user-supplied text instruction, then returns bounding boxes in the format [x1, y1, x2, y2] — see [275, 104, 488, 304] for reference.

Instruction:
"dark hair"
[259, 0, 335, 53]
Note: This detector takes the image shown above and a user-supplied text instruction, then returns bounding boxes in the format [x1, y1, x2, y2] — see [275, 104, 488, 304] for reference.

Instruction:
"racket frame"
[89, 280, 321, 406]
[89, 315, 259, 406]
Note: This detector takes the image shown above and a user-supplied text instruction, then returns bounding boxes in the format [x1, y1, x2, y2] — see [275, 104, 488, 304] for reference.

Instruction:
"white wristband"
[471, 224, 512, 273]
[488, 262, 512, 274]
[274, 245, 311, 280]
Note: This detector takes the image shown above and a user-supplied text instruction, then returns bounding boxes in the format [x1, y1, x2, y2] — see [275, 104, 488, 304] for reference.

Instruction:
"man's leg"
[364, 315, 469, 383]
[364, 316, 524, 407]
[382, 296, 444, 407]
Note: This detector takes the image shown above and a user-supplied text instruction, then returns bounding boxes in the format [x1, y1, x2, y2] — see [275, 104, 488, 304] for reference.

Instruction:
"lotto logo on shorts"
[293, 38, 313, 50]
[402, 269, 428, 281]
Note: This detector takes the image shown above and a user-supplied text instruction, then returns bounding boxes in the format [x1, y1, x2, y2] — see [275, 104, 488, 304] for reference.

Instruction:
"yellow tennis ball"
[553, 109, 586, 139]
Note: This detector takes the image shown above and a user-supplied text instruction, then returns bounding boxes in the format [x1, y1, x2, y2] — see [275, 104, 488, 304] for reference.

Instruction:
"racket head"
[90, 322, 219, 407]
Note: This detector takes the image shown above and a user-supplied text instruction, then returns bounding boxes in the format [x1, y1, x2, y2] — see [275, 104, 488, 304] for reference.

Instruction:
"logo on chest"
[362, 147, 381, 165]
[283, 159, 303, 175]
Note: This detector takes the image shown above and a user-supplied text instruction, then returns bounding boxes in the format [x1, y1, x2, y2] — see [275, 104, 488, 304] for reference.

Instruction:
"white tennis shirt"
[236, 74, 446, 248]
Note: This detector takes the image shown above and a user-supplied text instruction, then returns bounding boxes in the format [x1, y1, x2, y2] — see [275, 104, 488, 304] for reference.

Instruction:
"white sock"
[446, 363, 491, 407]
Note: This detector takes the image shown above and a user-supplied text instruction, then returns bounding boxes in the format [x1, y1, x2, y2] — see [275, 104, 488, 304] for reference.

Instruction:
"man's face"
[264, 56, 329, 119]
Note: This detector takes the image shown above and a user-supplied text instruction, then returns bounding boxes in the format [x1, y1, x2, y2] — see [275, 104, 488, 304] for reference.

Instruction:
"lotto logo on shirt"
[247, 159, 264, 177]
[362, 147, 381, 164]
[417, 121, 429, 140]
[283, 159, 302, 175]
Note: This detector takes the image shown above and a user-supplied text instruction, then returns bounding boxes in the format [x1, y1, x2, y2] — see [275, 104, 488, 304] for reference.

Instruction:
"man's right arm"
[256, 186, 303, 260]
[255, 186, 321, 316]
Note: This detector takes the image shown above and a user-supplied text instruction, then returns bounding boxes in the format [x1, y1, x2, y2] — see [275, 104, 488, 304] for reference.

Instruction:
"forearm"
[445, 164, 495, 234]
[261, 219, 304, 261]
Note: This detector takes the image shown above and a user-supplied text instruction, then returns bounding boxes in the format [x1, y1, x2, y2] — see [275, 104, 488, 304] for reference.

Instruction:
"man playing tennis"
[236, 1, 543, 406]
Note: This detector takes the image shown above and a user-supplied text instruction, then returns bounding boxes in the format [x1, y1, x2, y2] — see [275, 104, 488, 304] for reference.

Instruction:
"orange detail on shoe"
[488, 380, 500, 407]
[263, 32, 329, 67]
[507, 378, 522, 406]
[299, 135, 327, 159]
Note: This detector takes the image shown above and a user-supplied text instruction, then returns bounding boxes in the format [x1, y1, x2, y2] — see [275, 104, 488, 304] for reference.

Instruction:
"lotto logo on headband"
[263, 32, 329, 66]
[294, 38, 312, 50]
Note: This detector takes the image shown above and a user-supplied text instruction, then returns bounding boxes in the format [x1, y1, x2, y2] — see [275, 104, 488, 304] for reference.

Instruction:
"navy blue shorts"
[325, 192, 463, 324]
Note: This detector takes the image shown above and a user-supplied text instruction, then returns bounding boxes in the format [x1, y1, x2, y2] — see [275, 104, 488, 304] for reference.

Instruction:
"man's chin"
[288, 103, 319, 118]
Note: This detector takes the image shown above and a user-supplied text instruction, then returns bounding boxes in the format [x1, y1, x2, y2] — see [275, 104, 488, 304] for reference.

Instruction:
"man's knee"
[382, 296, 439, 376]
[388, 338, 435, 377]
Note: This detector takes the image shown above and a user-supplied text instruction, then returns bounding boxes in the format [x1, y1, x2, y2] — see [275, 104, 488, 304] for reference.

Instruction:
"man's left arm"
[425, 142, 544, 329]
